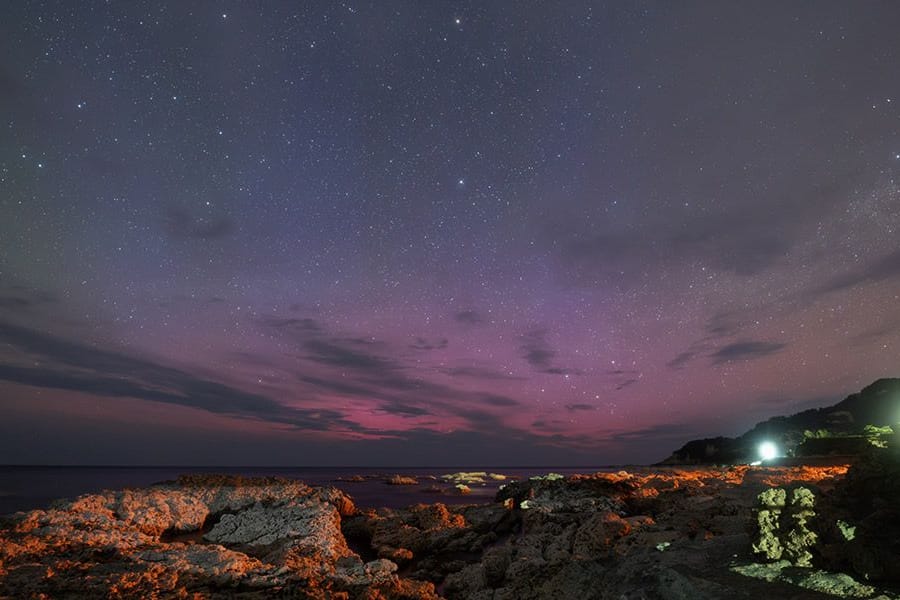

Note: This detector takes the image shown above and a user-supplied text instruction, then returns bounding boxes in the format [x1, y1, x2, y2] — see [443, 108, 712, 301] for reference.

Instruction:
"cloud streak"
[454, 310, 485, 326]
[0, 321, 357, 432]
[668, 330, 787, 369]
[410, 337, 448, 351]
[440, 366, 525, 381]
[813, 248, 900, 296]
[519, 328, 572, 375]
[256, 316, 537, 437]
[0, 286, 58, 314]
[710, 341, 787, 365]
[550, 161, 862, 286]
[297, 335, 525, 425]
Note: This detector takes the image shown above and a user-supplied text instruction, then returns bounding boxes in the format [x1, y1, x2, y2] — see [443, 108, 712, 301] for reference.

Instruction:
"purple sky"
[1, 2, 900, 466]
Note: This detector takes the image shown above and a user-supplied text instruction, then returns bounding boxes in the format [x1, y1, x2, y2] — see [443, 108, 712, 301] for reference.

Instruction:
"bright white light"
[758, 441, 778, 462]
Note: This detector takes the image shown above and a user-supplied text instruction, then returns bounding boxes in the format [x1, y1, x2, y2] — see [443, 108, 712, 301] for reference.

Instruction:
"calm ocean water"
[0, 466, 622, 515]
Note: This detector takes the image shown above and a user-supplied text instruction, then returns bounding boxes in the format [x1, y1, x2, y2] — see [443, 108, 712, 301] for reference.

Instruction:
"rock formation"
[0, 476, 437, 599]
[3, 466, 898, 598]
[752, 486, 818, 566]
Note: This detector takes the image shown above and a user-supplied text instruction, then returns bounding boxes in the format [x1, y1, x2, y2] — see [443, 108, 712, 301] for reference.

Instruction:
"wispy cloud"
[0, 321, 358, 433]
[296, 335, 524, 424]
[440, 366, 525, 381]
[668, 332, 787, 369]
[257, 315, 322, 335]
[481, 394, 520, 407]
[550, 164, 862, 286]
[454, 310, 485, 326]
[710, 340, 787, 365]
[666, 350, 699, 370]
[812, 248, 900, 295]
[303, 338, 397, 372]
[519, 328, 573, 375]
[616, 378, 638, 390]
[0, 286, 57, 314]
[410, 337, 448, 351]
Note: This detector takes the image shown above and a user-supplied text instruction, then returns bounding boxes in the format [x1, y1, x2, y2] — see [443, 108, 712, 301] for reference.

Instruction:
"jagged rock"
[332, 556, 397, 586]
[752, 486, 818, 567]
[204, 497, 353, 580]
[0, 476, 436, 599]
[571, 511, 631, 559]
[135, 544, 273, 584]
[342, 501, 513, 585]
[5, 466, 897, 599]
[497, 473, 626, 515]
[753, 488, 786, 560]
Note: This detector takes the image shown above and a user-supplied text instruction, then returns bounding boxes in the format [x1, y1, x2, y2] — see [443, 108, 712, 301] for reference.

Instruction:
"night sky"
[2, 2, 900, 466]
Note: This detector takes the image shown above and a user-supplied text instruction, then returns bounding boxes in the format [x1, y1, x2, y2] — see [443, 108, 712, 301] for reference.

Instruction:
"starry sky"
[2, 1, 900, 466]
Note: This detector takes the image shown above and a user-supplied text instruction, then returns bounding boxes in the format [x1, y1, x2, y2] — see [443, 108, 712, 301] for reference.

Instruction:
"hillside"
[659, 378, 900, 464]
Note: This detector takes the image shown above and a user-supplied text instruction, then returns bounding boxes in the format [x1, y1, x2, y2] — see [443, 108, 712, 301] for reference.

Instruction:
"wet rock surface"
[2, 466, 898, 599]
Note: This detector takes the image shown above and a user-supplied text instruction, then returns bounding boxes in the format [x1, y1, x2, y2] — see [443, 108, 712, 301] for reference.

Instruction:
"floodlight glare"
[758, 441, 778, 462]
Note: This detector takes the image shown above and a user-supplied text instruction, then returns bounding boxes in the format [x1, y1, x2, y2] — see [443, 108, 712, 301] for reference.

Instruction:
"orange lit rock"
[1, 465, 884, 599]
[0, 476, 430, 599]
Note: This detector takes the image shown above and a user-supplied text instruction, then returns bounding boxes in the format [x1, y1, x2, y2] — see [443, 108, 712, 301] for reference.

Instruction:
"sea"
[0, 465, 624, 515]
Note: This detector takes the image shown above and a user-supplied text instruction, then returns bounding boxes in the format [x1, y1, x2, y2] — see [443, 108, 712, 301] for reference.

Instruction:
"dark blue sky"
[1, 1, 899, 465]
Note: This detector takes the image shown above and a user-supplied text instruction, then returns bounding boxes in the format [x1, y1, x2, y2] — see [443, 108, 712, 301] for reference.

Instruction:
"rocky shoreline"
[1, 456, 898, 599]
